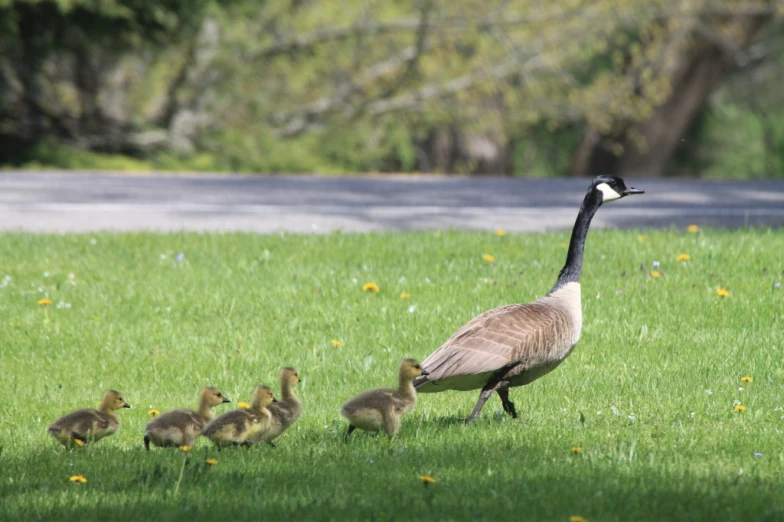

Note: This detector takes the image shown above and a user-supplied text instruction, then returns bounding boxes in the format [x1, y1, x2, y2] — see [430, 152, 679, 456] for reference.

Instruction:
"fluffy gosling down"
[144, 386, 230, 450]
[248, 367, 302, 447]
[48, 390, 131, 448]
[203, 386, 277, 449]
[341, 358, 428, 439]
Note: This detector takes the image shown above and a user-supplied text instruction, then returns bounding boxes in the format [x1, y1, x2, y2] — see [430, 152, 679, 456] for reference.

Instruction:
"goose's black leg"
[344, 424, 357, 441]
[465, 382, 500, 424]
[497, 389, 518, 419]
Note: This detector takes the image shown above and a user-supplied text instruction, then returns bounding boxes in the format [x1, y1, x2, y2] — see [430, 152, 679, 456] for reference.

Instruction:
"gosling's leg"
[72, 432, 87, 447]
[497, 389, 518, 419]
[344, 424, 357, 441]
[143, 435, 151, 451]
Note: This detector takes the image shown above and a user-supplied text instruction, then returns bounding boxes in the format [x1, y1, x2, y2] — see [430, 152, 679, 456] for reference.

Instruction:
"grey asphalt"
[1, 170, 783, 233]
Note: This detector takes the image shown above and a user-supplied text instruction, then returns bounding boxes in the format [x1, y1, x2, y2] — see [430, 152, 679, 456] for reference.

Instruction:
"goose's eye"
[216, 393, 222, 398]
[414, 365, 421, 369]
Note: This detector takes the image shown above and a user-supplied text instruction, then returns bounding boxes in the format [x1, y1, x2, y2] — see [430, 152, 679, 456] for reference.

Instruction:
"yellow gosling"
[203, 386, 276, 449]
[250, 368, 302, 447]
[48, 390, 131, 448]
[341, 359, 428, 439]
[144, 387, 230, 450]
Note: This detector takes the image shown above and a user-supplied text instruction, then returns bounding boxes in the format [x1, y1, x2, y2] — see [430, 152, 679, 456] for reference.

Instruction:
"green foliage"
[19, 138, 155, 171]
[2, 1, 784, 176]
[698, 103, 784, 179]
[0, 229, 783, 520]
[0, 0, 216, 54]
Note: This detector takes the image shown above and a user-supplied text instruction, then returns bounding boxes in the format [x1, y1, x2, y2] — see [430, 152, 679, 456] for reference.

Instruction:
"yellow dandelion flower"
[716, 288, 730, 298]
[330, 339, 343, 347]
[148, 409, 160, 417]
[363, 282, 380, 293]
[740, 376, 753, 383]
[495, 229, 506, 237]
[38, 298, 53, 306]
[179, 445, 191, 453]
[676, 253, 690, 262]
[73, 439, 84, 447]
[418, 475, 437, 487]
[205, 458, 218, 466]
[650, 270, 661, 278]
[687, 224, 700, 233]
[569, 516, 588, 522]
[482, 254, 495, 262]
[69, 475, 87, 483]
[734, 404, 746, 412]
[238, 401, 251, 409]
[400, 292, 411, 299]
[559, 242, 569, 248]
[570, 446, 582, 454]
[637, 235, 648, 241]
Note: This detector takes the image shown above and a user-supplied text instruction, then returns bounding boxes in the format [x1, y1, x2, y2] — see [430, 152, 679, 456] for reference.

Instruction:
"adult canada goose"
[203, 386, 277, 449]
[341, 358, 428, 439]
[143, 387, 230, 450]
[249, 367, 301, 447]
[48, 390, 131, 447]
[413, 175, 644, 424]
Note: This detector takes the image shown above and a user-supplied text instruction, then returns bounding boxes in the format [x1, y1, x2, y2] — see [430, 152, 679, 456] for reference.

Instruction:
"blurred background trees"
[1, 0, 782, 177]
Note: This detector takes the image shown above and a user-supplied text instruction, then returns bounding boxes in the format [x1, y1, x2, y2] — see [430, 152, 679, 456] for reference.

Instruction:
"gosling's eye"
[216, 393, 222, 398]
[118, 398, 124, 402]
[414, 365, 421, 369]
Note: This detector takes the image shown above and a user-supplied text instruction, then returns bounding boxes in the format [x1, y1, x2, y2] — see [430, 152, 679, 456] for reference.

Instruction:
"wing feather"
[416, 303, 568, 387]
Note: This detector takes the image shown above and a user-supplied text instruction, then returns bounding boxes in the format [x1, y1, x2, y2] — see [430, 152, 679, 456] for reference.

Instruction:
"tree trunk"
[570, 12, 773, 178]
[418, 125, 511, 175]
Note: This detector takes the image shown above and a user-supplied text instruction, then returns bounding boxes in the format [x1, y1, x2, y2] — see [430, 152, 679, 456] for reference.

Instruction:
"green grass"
[0, 229, 782, 522]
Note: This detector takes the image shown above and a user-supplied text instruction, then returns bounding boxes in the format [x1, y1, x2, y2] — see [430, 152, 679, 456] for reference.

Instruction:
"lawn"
[0, 229, 782, 522]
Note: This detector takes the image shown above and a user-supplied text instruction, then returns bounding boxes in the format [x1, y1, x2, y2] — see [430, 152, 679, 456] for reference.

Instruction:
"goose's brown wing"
[415, 303, 564, 391]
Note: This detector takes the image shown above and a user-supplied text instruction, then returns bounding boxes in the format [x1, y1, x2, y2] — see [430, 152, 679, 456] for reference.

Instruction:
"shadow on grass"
[3, 432, 783, 522]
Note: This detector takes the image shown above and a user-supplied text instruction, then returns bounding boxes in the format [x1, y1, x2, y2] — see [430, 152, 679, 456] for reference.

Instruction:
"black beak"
[420, 370, 430, 376]
[623, 187, 644, 196]
[222, 398, 231, 403]
[273, 398, 279, 403]
[123, 403, 132, 409]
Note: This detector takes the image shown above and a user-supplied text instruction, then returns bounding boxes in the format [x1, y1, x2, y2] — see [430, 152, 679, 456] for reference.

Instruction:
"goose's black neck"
[552, 189, 602, 291]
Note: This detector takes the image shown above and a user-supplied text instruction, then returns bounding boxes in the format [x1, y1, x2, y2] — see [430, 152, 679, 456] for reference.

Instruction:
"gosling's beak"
[623, 187, 644, 196]
[420, 369, 430, 376]
[272, 398, 279, 403]
[123, 403, 132, 409]
[222, 398, 231, 403]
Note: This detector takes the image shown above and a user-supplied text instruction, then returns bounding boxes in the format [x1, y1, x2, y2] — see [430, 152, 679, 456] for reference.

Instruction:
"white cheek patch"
[596, 182, 622, 203]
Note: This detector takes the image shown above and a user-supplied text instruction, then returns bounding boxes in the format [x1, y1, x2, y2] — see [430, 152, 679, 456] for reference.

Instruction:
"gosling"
[143, 386, 230, 450]
[341, 358, 428, 439]
[203, 386, 276, 449]
[249, 367, 302, 447]
[48, 390, 131, 448]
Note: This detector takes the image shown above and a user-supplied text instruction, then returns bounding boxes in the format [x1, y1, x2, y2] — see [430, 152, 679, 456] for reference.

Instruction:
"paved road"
[1, 171, 783, 233]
